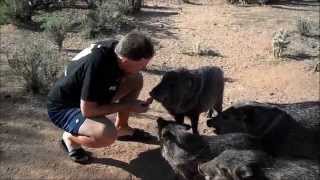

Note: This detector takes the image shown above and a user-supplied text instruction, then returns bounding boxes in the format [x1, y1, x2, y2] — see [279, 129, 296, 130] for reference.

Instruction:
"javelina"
[157, 117, 262, 180]
[150, 66, 224, 134]
[199, 149, 320, 180]
[207, 101, 320, 160]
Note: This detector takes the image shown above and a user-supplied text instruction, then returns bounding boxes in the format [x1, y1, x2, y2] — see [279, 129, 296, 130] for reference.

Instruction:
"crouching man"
[47, 31, 155, 163]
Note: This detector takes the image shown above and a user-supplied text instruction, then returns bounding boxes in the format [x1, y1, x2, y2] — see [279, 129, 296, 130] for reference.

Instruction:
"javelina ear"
[198, 164, 206, 175]
[156, 117, 169, 129]
[161, 129, 175, 141]
[240, 106, 257, 123]
[183, 124, 191, 130]
[187, 78, 193, 88]
[235, 165, 253, 179]
[231, 107, 249, 122]
[206, 117, 216, 127]
[198, 163, 216, 176]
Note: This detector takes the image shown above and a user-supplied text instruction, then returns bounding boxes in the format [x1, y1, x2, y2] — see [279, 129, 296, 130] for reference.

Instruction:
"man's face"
[118, 55, 151, 75]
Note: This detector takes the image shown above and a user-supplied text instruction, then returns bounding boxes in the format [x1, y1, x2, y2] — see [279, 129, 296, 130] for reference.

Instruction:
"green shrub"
[5, 0, 33, 24]
[7, 36, 61, 94]
[83, 0, 132, 38]
[315, 55, 320, 72]
[40, 15, 69, 51]
[0, 0, 9, 25]
[123, 0, 143, 13]
[296, 18, 320, 37]
[297, 18, 312, 37]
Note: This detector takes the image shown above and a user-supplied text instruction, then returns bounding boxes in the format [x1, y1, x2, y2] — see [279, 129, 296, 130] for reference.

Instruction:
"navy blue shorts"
[48, 108, 86, 135]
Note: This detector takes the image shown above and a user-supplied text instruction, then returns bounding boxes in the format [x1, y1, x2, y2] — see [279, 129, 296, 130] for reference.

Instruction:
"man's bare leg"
[62, 116, 118, 152]
[113, 73, 143, 136]
[63, 72, 144, 151]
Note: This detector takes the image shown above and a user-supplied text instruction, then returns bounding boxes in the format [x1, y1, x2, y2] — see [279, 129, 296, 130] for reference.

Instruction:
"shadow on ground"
[91, 148, 175, 180]
[270, 0, 320, 12]
[284, 53, 319, 61]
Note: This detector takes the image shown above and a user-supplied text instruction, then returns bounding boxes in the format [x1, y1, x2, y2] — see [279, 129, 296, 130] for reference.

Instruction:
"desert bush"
[272, 30, 290, 59]
[180, 42, 222, 57]
[297, 18, 312, 37]
[226, 0, 238, 4]
[297, 18, 320, 38]
[193, 42, 221, 57]
[7, 36, 61, 94]
[0, 0, 9, 25]
[83, 0, 133, 38]
[40, 15, 69, 51]
[315, 56, 320, 72]
[225, 0, 270, 5]
[5, 0, 33, 24]
[125, 0, 143, 13]
[29, 0, 64, 10]
[84, 0, 101, 8]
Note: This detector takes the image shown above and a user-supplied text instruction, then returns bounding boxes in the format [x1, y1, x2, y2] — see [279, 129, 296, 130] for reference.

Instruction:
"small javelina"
[207, 101, 320, 160]
[150, 66, 224, 134]
[157, 118, 262, 180]
[199, 149, 320, 180]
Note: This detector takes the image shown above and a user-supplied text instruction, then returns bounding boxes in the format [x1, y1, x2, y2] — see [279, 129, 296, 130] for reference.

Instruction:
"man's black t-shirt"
[47, 39, 123, 111]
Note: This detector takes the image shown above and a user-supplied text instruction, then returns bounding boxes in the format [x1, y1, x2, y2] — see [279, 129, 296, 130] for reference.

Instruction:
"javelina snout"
[149, 82, 168, 103]
[206, 118, 216, 128]
[206, 109, 247, 135]
[156, 117, 191, 141]
[198, 161, 236, 180]
[206, 119, 221, 134]
[156, 117, 206, 180]
[199, 150, 268, 180]
[150, 70, 198, 112]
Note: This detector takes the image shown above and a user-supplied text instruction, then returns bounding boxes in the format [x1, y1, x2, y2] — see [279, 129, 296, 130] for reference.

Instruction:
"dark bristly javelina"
[199, 149, 320, 180]
[150, 66, 224, 134]
[157, 117, 262, 180]
[206, 101, 320, 160]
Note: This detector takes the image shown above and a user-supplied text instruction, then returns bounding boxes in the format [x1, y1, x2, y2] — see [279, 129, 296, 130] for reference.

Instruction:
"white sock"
[62, 132, 81, 152]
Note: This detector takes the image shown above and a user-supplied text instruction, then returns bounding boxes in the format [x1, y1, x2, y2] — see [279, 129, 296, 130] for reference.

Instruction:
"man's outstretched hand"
[125, 98, 153, 113]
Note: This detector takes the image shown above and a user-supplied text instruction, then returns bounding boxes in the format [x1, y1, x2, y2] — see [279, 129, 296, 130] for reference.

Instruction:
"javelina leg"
[189, 113, 200, 134]
[174, 114, 184, 124]
[173, 173, 186, 180]
[213, 96, 223, 115]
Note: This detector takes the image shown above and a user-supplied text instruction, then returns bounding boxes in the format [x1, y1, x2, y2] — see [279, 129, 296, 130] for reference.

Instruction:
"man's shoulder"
[95, 39, 118, 50]
[71, 39, 118, 62]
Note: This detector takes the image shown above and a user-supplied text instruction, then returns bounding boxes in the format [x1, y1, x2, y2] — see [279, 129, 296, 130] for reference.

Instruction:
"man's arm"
[80, 99, 151, 118]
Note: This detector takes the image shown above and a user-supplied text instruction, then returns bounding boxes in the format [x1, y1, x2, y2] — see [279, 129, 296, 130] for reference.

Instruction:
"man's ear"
[235, 165, 253, 179]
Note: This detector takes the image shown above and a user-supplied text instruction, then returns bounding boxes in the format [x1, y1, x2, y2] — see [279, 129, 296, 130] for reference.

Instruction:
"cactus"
[272, 30, 290, 59]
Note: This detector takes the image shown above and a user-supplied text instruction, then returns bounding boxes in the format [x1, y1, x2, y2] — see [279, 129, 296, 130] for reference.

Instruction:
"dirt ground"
[0, 0, 319, 179]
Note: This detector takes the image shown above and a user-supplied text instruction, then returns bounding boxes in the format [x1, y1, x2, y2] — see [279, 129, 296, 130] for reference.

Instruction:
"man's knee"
[80, 118, 118, 147]
[93, 123, 117, 146]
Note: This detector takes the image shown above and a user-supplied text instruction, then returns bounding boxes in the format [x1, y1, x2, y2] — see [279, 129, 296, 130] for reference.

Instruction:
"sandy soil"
[0, 0, 319, 179]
